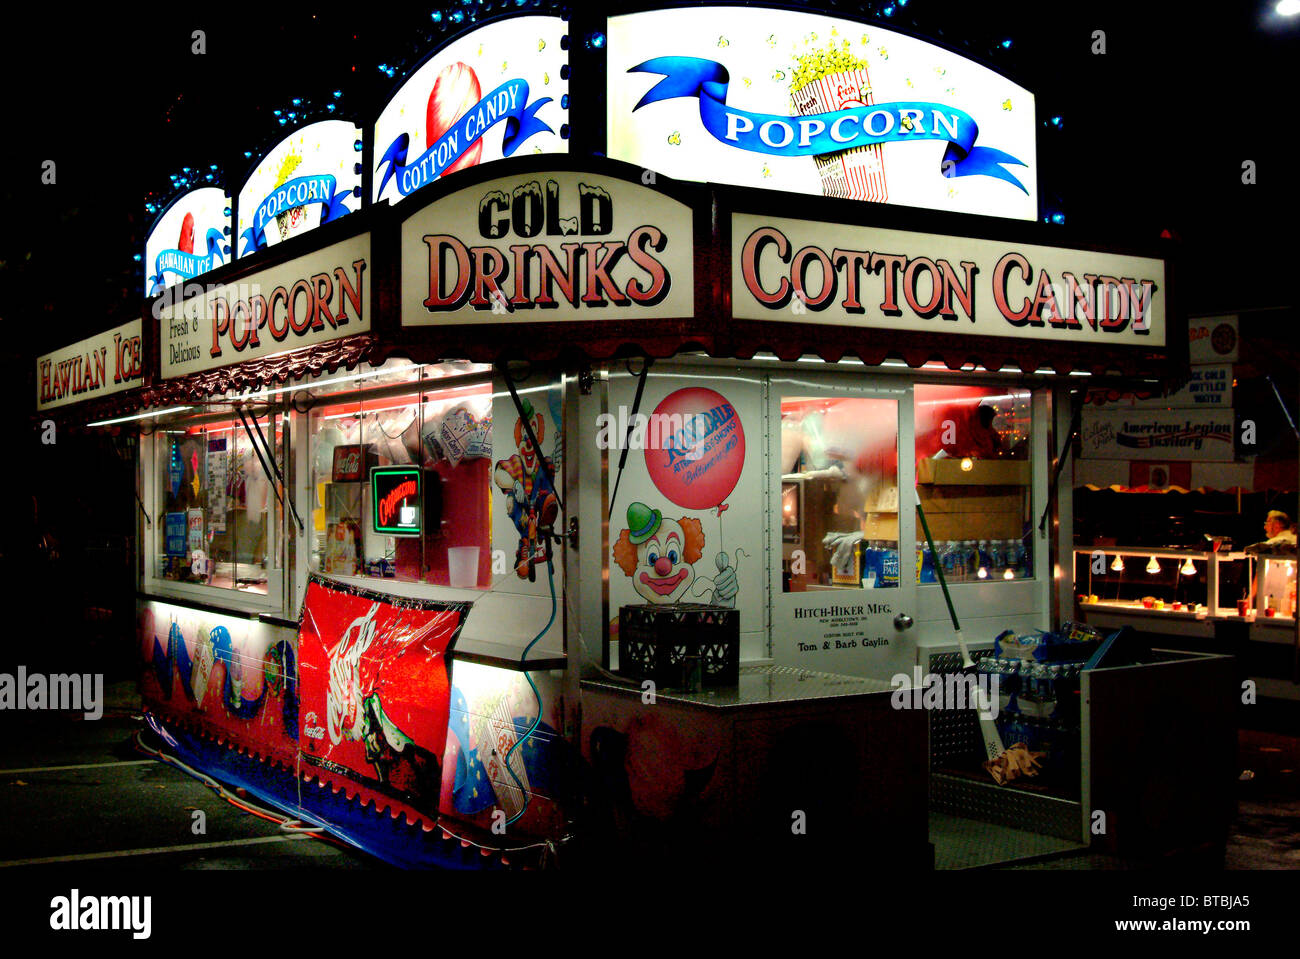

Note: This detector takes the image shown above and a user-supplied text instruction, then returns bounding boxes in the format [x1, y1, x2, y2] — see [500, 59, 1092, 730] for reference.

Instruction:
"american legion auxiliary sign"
[732, 214, 1165, 346]
[159, 233, 370, 378]
[400, 171, 694, 325]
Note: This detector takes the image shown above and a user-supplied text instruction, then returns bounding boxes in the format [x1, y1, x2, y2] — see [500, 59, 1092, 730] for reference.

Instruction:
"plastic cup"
[1237, 599, 1250, 617]
[447, 547, 480, 588]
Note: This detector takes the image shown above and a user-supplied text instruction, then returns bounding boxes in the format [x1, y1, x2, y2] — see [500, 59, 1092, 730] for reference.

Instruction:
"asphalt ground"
[0, 681, 375, 871]
[2, 680, 1296, 871]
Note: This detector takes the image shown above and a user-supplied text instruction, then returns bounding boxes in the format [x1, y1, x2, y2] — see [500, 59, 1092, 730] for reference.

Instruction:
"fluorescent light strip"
[323, 403, 421, 420]
[249, 363, 425, 399]
[487, 384, 556, 400]
[322, 384, 494, 420]
[87, 406, 192, 427]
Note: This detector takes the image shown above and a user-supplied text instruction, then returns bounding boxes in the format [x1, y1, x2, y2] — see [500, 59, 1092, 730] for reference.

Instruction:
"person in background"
[1263, 510, 1297, 546]
[967, 403, 1005, 459]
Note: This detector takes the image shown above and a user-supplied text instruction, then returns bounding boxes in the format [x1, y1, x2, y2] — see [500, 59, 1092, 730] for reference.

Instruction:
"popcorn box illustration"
[789, 45, 888, 202]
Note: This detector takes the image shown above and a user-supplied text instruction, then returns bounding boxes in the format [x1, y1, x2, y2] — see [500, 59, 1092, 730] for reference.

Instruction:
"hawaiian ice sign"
[608, 7, 1037, 221]
[237, 120, 362, 256]
[373, 16, 568, 205]
[145, 187, 231, 296]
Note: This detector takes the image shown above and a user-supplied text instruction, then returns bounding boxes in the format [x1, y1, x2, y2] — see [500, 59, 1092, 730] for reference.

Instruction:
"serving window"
[150, 409, 283, 598]
[780, 394, 900, 591]
[914, 383, 1033, 584]
[307, 365, 494, 589]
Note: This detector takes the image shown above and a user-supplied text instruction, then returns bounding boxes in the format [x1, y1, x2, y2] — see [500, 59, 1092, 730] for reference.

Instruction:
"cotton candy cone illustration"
[427, 62, 483, 177]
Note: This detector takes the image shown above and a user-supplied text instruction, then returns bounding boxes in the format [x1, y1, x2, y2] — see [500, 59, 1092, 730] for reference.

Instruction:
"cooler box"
[617, 604, 739, 688]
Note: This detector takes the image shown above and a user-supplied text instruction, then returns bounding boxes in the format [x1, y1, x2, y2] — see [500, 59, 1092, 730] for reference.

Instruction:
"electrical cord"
[502, 541, 557, 827]
[132, 729, 333, 840]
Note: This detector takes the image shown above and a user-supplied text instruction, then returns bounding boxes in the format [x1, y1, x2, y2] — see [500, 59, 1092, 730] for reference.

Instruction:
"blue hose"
[503, 550, 556, 826]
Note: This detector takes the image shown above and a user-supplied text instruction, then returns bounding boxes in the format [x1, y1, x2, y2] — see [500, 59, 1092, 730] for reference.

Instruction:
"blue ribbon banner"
[239, 173, 354, 255]
[630, 56, 1027, 194]
[376, 79, 552, 199]
[149, 229, 226, 296]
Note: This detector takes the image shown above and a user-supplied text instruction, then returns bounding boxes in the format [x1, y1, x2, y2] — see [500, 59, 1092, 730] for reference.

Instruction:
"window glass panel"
[781, 396, 898, 592]
[420, 382, 492, 588]
[309, 370, 493, 588]
[914, 384, 1032, 583]
[155, 415, 273, 595]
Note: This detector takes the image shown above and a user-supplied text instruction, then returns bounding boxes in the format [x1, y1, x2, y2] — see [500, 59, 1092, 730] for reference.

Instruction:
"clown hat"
[626, 502, 662, 545]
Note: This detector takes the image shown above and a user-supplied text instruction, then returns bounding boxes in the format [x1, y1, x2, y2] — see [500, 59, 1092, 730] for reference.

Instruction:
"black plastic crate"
[618, 604, 739, 688]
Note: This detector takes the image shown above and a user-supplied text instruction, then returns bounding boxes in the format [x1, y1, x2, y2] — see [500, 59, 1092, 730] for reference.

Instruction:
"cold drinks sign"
[732, 214, 1165, 346]
[159, 233, 370, 379]
[400, 171, 694, 325]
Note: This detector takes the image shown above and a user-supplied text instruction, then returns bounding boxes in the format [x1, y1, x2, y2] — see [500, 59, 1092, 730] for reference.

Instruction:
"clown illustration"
[493, 398, 559, 579]
[613, 502, 739, 606]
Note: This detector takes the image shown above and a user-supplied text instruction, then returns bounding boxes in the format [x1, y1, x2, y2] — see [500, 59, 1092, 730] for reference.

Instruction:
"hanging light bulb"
[1003, 568, 1015, 580]
[960, 457, 974, 471]
[1146, 556, 1161, 574]
[1180, 557, 1196, 575]
[977, 567, 989, 579]
[1110, 554, 1125, 572]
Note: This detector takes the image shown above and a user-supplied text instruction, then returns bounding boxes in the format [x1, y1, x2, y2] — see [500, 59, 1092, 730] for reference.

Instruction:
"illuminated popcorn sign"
[400, 170, 694, 325]
[608, 7, 1037, 221]
[237, 120, 362, 257]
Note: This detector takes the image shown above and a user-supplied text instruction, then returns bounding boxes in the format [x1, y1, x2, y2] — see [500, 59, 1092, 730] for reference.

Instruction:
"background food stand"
[32, 2, 1246, 868]
[1069, 309, 1299, 696]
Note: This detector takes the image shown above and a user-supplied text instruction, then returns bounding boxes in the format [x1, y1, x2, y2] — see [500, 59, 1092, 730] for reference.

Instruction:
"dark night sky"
[2, 0, 1295, 368]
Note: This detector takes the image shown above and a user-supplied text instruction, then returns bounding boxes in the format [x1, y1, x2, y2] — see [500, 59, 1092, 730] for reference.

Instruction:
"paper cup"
[447, 547, 480, 588]
[791, 70, 888, 202]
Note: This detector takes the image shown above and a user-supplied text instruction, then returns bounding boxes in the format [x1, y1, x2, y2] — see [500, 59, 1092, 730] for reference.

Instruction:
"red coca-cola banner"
[298, 575, 471, 818]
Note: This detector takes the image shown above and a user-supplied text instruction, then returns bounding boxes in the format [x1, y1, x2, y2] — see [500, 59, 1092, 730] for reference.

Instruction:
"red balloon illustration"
[178, 212, 195, 255]
[427, 62, 483, 177]
[644, 388, 745, 511]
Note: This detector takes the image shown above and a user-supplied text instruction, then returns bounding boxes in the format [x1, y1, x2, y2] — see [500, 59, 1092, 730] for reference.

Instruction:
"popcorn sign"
[609, 8, 1037, 220]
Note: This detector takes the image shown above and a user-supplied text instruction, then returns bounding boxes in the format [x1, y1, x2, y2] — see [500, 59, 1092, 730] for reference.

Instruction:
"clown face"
[515, 414, 544, 474]
[632, 520, 697, 604]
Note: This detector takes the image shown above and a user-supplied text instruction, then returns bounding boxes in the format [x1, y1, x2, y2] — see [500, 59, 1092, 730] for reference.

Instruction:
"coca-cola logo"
[332, 445, 364, 481]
